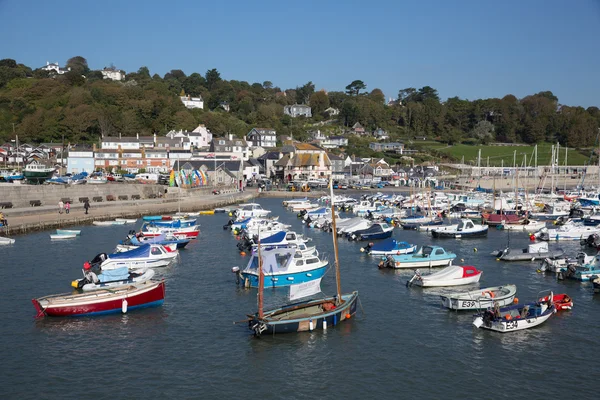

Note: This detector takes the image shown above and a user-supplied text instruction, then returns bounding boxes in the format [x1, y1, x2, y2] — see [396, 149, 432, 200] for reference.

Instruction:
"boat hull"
[248, 292, 358, 335]
[431, 227, 488, 238]
[359, 230, 393, 241]
[441, 285, 517, 310]
[32, 281, 165, 317]
[241, 265, 327, 288]
[391, 258, 454, 269]
[497, 249, 565, 261]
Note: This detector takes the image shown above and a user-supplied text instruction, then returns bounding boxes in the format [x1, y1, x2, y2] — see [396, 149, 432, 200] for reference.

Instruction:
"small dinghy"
[472, 293, 556, 333]
[538, 293, 573, 311]
[71, 265, 155, 292]
[361, 238, 417, 255]
[114, 218, 138, 224]
[0, 236, 15, 245]
[499, 220, 546, 232]
[93, 221, 117, 227]
[50, 233, 77, 240]
[32, 280, 165, 317]
[407, 265, 482, 287]
[56, 229, 81, 235]
[441, 284, 517, 310]
[492, 242, 565, 261]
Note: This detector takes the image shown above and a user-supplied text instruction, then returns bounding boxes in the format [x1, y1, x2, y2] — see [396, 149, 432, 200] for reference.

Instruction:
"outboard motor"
[297, 209, 307, 219]
[223, 219, 234, 230]
[90, 253, 108, 268]
[378, 255, 395, 269]
[361, 242, 374, 253]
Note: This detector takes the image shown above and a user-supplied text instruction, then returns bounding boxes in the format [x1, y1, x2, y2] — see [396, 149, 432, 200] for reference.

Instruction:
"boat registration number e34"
[505, 320, 519, 330]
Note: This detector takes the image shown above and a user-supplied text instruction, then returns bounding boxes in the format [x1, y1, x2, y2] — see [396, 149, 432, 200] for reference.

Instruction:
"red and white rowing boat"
[32, 280, 165, 317]
[141, 225, 200, 239]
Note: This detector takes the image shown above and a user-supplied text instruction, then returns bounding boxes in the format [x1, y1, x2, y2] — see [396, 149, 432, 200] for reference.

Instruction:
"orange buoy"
[513, 297, 519, 304]
[240, 251, 246, 256]
[345, 313, 351, 319]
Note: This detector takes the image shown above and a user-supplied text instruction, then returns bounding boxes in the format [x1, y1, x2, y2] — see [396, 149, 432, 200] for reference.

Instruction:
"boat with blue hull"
[351, 222, 394, 241]
[233, 247, 327, 288]
[118, 232, 191, 250]
[379, 245, 456, 269]
[148, 218, 197, 228]
[361, 238, 417, 255]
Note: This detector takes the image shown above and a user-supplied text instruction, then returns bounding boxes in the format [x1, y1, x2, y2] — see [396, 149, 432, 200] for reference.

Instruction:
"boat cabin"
[457, 219, 475, 231]
[421, 246, 448, 257]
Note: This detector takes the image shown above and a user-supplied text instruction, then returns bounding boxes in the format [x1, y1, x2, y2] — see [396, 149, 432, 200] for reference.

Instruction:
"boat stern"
[31, 298, 46, 318]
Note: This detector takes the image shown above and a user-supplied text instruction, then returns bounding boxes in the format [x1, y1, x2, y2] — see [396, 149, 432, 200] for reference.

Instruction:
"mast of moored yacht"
[257, 230, 264, 318]
[329, 176, 342, 305]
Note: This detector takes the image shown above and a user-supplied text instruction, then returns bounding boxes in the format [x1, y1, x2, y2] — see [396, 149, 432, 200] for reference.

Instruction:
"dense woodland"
[1, 57, 599, 155]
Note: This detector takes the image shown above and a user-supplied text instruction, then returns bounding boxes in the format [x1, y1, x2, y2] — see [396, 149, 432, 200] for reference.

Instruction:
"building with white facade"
[166, 125, 212, 149]
[67, 147, 94, 174]
[100, 66, 126, 81]
[180, 94, 204, 109]
[284, 104, 312, 118]
[246, 128, 277, 149]
[40, 62, 69, 75]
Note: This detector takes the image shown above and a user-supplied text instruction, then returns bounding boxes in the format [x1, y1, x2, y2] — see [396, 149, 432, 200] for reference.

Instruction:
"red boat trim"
[31, 299, 46, 318]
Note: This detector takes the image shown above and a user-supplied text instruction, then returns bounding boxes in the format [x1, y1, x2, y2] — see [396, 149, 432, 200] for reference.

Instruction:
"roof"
[291, 153, 330, 167]
[294, 143, 321, 151]
[258, 151, 281, 160]
[248, 128, 276, 135]
[328, 154, 344, 161]
[274, 154, 290, 167]
[183, 160, 242, 172]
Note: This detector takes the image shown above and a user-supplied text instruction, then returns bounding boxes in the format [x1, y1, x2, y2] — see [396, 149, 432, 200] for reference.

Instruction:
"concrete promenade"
[1, 190, 257, 236]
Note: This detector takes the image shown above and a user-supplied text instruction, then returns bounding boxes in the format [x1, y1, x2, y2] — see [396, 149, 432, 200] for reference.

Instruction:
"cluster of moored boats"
[31, 214, 203, 318]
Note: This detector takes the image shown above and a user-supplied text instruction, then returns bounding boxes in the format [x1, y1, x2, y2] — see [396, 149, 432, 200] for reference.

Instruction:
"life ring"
[482, 290, 495, 299]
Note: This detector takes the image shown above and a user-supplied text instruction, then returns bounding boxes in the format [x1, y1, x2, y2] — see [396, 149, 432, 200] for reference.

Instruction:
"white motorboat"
[535, 220, 600, 241]
[93, 221, 125, 226]
[441, 284, 517, 310]
[50, 233, 77, 240]
[431, 219, 488, 238]
[56, 229, 81, 235]
[500, 220, 546, 232]
[90, 243, 178, 271]
[234, 203, 271, 218]
[408, 265, 482, 287]
[0, 236, 15, 245]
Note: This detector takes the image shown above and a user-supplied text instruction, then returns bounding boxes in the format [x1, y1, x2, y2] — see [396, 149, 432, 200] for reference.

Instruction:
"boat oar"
[233, 317, 253, 325]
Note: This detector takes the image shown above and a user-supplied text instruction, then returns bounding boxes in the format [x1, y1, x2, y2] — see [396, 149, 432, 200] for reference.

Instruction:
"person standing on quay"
[65, 201, 70, 214]
[58, 200, 64, 214]
[84, 199, 90, 214]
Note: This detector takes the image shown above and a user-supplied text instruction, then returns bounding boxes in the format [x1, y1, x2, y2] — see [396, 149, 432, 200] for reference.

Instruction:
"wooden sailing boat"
[246, 177, 359, 336]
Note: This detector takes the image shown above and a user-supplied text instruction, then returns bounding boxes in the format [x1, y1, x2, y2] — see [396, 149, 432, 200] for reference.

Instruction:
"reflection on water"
[2, 198, 600, 398]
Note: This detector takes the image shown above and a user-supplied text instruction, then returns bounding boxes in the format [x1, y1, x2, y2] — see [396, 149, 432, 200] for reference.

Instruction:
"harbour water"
[1, 197, 598, 399]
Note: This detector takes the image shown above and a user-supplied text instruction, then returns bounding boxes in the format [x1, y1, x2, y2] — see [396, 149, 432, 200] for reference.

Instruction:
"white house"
[40, 62, 69, 75]
[246, 128, 277, 149]
[324, 107, 340, 116]
[284, 104, 312, 118]
[180, 95, 204, 109]
[100, 66, 126, 81]
[166, 125, 212, 149]
[319, 135, 348, 149]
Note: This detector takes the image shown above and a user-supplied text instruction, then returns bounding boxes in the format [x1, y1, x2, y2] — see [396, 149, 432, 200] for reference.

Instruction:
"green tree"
[66, 56, 89, 75]
[295, 81, 315, 104]
[310, 91, 330, 116]
[205, 68, 221, 90]
[345, 80, 366, 96]
[263, 81, 273, 90]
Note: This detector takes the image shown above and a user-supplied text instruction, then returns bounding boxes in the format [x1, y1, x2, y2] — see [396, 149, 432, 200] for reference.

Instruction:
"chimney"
[228, 133, 233, 141]
[119, 132, 121, 139]
[153, 133, 157, 145]
[93, 143, 97, 152]
[136, 133, 139, 140]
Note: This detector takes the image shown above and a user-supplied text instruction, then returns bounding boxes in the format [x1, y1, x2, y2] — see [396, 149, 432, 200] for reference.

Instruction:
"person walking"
[65, 201, 70, 214]
[58, 200, 64, 214]
[84, 199, 90, 214]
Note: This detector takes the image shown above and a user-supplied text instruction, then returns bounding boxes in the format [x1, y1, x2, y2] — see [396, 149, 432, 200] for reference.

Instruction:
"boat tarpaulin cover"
[260, 231, 286, 244]
[110, 244, 151, 259]
[99, 267, 130, 282]
[289, 278, 322, 301]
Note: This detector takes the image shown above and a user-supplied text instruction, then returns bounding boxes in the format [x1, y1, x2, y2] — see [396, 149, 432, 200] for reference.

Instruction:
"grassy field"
[436, 143, 591, 166]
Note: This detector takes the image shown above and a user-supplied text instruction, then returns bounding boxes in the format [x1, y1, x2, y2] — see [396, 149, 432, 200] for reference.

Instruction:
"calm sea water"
[1, 197, 598, 399]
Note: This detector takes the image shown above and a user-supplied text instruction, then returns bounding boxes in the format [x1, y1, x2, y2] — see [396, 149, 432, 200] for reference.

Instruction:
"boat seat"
[30, 200, 42, 207]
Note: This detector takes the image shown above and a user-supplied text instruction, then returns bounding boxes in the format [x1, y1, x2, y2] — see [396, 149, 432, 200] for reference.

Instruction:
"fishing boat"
[0, 236, 15, 245]
[472, 294, 555, 333]
[141, 224, 200, 239]
[440, 284, 517, 310]
[360, 238, 417, 255]
[50, 233, 77, 240]
[379, 245, 456, 269]
[431, 219, 488, 238]
[538, 293, 573, 311]
[71, 266, 155, 292]
[499, 219, 546, 232]
[23, 162, 55, 183]
[89, 243, 178, 271]
[56, 229, 81, 235]
[32, 280, 165, 317]
[243, 177, 358, 336]
[232, 246, 327, 288]
[407, 265, 482, 287]
[351, 222, 394, 241]
[146, 218, 197, 228]
[115, 232, 187, 252]
[492, 242, 565, 261]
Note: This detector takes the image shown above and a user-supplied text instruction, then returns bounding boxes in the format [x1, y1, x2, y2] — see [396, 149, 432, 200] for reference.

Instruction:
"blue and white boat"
[116, 233, 191, 251]
[351, 222, 394, 241]
[361, 238, 417, 255]
[148, 218, 197, 228]
[90, 243, 179, 271]
[232, 247, 327, 288]
[379, 245, 456, 269]
[143, 216, 164, 221]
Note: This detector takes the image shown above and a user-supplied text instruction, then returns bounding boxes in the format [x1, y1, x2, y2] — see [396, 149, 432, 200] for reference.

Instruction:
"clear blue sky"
[1, 0, 599, 107]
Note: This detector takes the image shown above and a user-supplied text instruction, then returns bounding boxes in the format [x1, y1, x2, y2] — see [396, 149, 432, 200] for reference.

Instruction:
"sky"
[1, 0, 599, 107]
